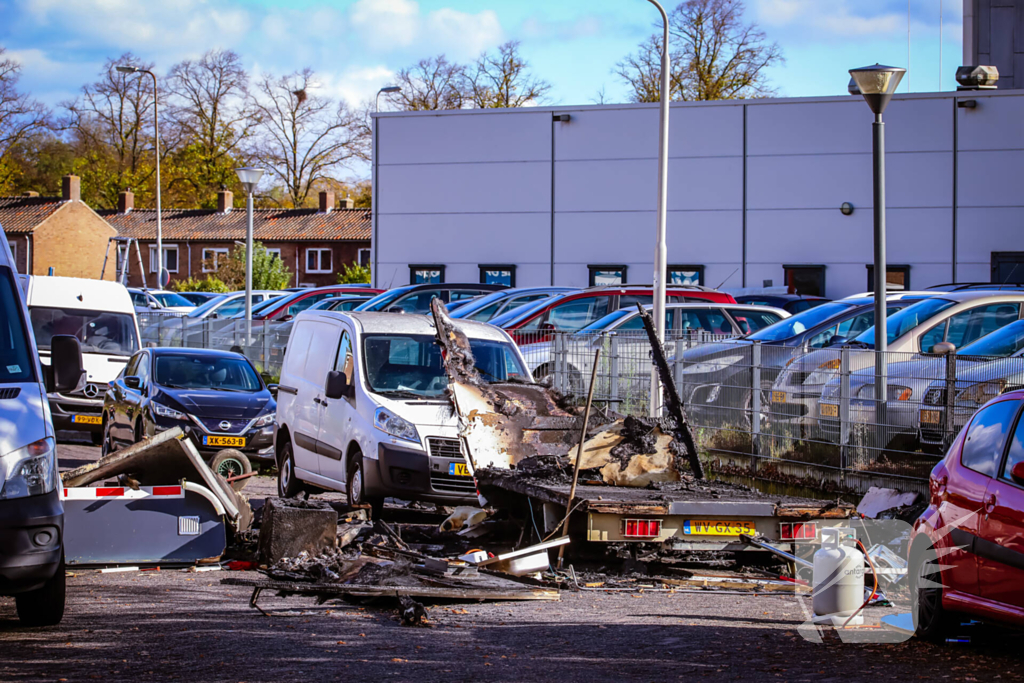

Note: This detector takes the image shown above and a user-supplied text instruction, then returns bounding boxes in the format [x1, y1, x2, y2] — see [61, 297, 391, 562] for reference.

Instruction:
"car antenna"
[714, 267, 740, 290]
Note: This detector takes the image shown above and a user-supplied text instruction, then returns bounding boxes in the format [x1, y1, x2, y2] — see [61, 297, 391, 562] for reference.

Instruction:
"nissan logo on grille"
[218, 421, 233, 432]
[82, 383, 101, 399]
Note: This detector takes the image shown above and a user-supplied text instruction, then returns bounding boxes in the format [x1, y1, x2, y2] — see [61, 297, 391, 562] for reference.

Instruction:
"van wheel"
[912, 545, 953, 641]
[210, 450, 252, 491]
[277, 441, 302, 498]
[15, 553, 66, 627]
[347, 454, 383, 518]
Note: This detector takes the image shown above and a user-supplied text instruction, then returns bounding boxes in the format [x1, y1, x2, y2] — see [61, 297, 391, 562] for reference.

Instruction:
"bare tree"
[616, 0, 782, 102]
[0, 47, 51, 192]
[249, 68, 367, 207]
[386, 55, 468, 111]
[468, 41, 551, 108]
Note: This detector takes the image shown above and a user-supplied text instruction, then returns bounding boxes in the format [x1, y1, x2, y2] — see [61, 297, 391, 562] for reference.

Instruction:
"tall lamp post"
[235, 168, 265, 342]
[848, 64, 905, 430]
[645, 0, 671, 417]
[116, 65, 163, 286]
[372, 85, 401, 288]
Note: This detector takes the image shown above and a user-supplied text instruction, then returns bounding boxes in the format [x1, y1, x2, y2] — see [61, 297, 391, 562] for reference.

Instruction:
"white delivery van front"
[274, 311, 532, 512]
[25, 276, 140, 443]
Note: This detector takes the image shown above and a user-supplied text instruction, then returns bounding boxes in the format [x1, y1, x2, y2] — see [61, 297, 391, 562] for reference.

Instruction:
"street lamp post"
[645, 0, 671, 417]
[235, 168, 265, 343]
[848, 64, 905, 432]
[116, 65, 162, 287]
[372, 86, 401, 288]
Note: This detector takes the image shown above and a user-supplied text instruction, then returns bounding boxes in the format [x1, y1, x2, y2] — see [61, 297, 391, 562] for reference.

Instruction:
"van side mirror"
[125, 376, 142, 390]
[50, 335, 85, 393]
[325, 370, 351, 400]
[1011, 461, 1024, 486]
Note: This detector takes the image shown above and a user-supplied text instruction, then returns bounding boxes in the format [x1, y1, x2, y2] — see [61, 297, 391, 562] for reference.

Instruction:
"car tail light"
[780, 522, 818, 541]
[623, 519, 662, 538]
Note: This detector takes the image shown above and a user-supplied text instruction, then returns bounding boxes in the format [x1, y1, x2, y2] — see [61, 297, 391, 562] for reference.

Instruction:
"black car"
[734, 294, 831, 314]
[101, 348, 276, 478]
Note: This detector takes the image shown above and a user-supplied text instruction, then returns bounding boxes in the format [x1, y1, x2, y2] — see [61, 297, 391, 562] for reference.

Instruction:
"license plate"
[820, 403, 839, 418]
[72, 415, 102, 425]
[921, 409, 941, 425]
[683, 520, 756, 536]
[771, 391, 786, 403]
[448, 462, 471, 477]
[203, 435, 246, 447]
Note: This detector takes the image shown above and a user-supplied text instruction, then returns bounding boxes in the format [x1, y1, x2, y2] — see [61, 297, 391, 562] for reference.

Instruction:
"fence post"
[750, 341, 761, 461]
[839, 346, 852, 475]
[608, 333, 620, 412]
[943, 349, 957, 451]
[179, 314, 186, 348]
[553, 333, 566, 395]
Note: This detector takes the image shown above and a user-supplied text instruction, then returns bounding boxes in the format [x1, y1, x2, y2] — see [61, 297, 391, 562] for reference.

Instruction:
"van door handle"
[277, 385, 298, 395]
[313, 397, 324, 406]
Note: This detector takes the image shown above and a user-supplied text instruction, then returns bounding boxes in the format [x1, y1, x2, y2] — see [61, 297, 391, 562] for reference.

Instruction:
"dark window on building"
[783, 265, 826, 297]
[668, 265, 704, 286]
[866, 264, 911, 292]
[992, 252, 1024, 285]
[409, 264, 445, 285]
[358, 248, 371, 267]
[588, 264, 627, 287]
[479, 264, 516, 287]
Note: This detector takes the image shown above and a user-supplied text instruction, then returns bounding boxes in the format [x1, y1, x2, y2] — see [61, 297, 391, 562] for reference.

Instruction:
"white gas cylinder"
[812, 528, 865, 626]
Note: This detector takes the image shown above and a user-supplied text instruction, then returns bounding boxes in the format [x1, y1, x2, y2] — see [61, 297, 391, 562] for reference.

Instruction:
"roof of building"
[0, 196, 68, 234]
[98, 207, 371, 242]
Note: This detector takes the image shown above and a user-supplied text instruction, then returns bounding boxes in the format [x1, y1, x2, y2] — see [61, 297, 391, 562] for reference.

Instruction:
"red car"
[910, 389, 1024, 638]
[252, 286, 382, 322]
[491, 285, 737, 344]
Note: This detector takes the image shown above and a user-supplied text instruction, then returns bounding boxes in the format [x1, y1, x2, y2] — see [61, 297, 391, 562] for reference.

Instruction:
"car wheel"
[277, 440, 302, 498]
[100, 417, 114, 457]
[210, 450, 252, 491]
[347, 453, 383, 518]
[90, 431, 104, 447]
[912, 545, 953, 641]
[15, 553, 66, 627]
[134, 420, 145, 444]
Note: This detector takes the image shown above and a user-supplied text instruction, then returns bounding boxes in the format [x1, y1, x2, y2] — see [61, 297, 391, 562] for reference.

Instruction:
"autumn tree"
[385, 55, 468, 111]
[249, 68, 367, 207]
[468, 41, 551, 108]
[616, 0, 782, 102]
[0, 47, 52, 193]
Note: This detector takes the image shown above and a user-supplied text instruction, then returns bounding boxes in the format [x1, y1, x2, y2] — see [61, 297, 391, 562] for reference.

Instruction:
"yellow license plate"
[921, 409, 941, 425]
[683, 520, 756, 536]
[203, 435, 246, 447]
[820, 403, 839, 418]
[771, 391, 786, 403]
[72, 415, 102, 425]
[448, 463, 471, 477]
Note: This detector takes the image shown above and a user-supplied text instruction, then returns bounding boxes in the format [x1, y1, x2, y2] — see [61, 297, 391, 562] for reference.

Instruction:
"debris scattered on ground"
[439, 506, 490, 533]
[857, 487, 920, 519]
[398, 596, 428, 626]
[258, 497, 338, 565]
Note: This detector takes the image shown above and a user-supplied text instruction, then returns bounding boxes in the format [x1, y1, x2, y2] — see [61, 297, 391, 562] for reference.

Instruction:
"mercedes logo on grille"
[218, 421, 233, 432]
[83, 384, 100, 399]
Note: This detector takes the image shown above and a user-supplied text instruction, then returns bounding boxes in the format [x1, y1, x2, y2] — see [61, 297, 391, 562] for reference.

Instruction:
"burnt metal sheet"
[222, 576, 560, 602]
[667, 501, 777, 517]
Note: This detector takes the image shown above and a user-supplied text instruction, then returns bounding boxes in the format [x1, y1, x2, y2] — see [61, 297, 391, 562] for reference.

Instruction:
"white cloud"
[754, 0, 942, 38]
[347, 0, 503, 59]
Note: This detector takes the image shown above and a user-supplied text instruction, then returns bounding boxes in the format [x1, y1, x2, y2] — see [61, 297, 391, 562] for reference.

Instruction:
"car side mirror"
[932, 341, 956, 355]
[149, 301, 160, 309]
[125, 376, 142, 390]
[540, 322, 557, 332]
[49, 335, 85, 394]
[267, 383, 279, 398]
[1011, 461, 1024, 486]
[828, 336, 847, 347]
[325, 370, 350, 400]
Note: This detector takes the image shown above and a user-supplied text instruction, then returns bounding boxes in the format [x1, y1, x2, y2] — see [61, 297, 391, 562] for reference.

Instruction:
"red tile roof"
[98, 207, 371, 242]
[0, 196, 68, 234]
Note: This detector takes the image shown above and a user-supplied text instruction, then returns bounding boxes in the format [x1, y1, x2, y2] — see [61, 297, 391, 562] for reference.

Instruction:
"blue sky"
[0, 0, 962, 107]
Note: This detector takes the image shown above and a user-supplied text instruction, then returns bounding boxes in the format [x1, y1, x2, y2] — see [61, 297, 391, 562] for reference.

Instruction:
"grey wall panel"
[957, 150, 1024, 206]
[377, 162, 550, 214]
[956, 207, 1024, 263]
[747, 100, 866, 156]
[377, 213, 550, 264]
[885, 208, 954, 263]
[378, 111, 551, 165]
[957, 97, 1024, 150]
[747, 209, 873, 264]
[747, 154, 871, 210]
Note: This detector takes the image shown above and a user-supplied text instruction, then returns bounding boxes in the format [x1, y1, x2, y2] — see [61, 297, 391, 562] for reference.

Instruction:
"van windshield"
[29, 307, 139, 356]
[0, 269, 35, 383]
[363, 334, 529, 398]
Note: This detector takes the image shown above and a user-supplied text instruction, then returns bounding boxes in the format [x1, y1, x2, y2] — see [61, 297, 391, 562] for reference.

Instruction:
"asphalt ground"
[0, 440, 1021, 682]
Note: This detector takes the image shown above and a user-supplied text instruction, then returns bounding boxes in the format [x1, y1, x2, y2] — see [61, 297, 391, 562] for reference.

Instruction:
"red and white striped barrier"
[63, 485, 185, 500]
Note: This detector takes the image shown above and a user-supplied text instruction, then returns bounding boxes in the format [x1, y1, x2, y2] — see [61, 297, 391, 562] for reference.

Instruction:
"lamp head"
[234, 167, 265, 194]
[380, 86, 401, 94]
[116, 65, 139, 74]
[849, 64, 905, 115]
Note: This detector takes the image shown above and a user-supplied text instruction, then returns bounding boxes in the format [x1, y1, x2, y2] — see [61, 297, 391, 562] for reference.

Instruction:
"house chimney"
[22, 191, 39, 198]
[118, 189, 134, 214]
[217, 189, 233, 213]
[319, 191, 335, 213]
[61, 175, 81, 202]
[339, 194, 354, 209]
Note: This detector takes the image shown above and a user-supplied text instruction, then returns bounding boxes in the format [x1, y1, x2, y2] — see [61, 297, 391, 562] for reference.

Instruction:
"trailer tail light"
[623, 519, 662, 538]
[780, 522, 818, 541]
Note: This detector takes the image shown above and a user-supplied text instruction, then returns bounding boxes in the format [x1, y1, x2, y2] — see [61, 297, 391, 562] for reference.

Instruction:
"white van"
[23, 276, 141, 443]
[0, 232, 84, 626]
[274, 311, 532, 512]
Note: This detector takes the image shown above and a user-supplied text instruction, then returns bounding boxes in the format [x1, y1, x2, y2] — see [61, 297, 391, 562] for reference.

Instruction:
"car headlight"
[374, 407, 420, 443]
[680, 354, 746, 375]
[254, 412, 276, 428]
[153, 402, 187, 421]
[804, 359, 842, 386]
[1, 437, 57, 500]
[956, 379, 1007, 405]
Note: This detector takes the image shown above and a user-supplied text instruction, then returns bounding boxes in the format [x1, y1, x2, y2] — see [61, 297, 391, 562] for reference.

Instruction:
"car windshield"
[188, 296, 233, 318]
[153, 292, 193, 307]
[960, 319, 1024, 357]
[154, 354, 262, 391]
[579, 309, 634, 332]
[747, 302, 855, 342]
[854, 298, 957, 347]
[490, 295, 566, 328]
[355, 287, 415, 312]
[363, 333, 529, 398]
[0, 269, 35, 383]
[29, 307, 138, 356]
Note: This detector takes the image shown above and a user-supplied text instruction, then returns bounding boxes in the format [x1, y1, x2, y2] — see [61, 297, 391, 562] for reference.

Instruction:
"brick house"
[0, 175, 117, 279]
[100, 190, 372, 289]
